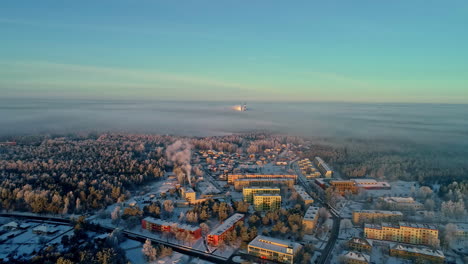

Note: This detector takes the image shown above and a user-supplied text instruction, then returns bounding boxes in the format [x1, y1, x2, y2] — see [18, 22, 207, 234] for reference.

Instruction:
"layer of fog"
[1, 98, 467, 154]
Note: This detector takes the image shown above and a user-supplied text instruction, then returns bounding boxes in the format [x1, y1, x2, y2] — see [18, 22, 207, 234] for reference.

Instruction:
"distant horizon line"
[1, 96, 467, 106]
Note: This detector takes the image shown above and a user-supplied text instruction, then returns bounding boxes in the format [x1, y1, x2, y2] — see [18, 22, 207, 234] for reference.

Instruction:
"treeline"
[0, 134, 169, 214]
[304, 139, 468, 184]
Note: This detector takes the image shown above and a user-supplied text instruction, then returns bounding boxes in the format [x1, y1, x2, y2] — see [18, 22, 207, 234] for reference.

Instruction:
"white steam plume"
[166, 140, 192, 185]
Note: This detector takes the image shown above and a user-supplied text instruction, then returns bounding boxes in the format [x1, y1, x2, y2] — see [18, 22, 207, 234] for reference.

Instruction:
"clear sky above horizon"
[1, 0, 467, 103]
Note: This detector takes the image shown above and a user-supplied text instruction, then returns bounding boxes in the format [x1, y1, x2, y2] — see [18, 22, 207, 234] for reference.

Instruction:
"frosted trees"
[111, 206, 121, 224]
[142, 239, 157, 261]
[441, 200, 466, 219]
[163, 200, 174, 214]
[200, 223, 210, 237]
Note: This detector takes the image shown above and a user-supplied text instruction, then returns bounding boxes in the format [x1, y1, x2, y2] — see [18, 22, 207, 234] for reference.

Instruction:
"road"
[0, 212, 231, 264]
[291, 161, 342, 264]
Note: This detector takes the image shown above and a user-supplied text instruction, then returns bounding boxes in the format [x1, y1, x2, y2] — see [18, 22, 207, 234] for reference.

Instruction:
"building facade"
[248, 235, 302, 264]
[364, 222, 439, 246]
[228, 174, 297, 184]
[389, 244, 445, 264]
[352, 210, 403, 225]
[243, 187, 280, 203]
[303, 206, 320, 234]
[253, 194, 281, 211]
[293, 185, 314, 205]
[314, 157, 333, 178]
[233, 178, 295, 190]
[346, 237, 372, 252]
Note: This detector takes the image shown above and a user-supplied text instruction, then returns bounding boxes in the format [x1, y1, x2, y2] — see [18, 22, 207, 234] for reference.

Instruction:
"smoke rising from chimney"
[165, 140, 192, 185]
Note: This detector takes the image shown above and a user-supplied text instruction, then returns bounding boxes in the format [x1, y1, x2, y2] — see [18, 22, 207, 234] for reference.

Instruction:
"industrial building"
[207, 213, 244, 246]
[247, 235, 302, 264]
[352, 210, 403, 225]
[364, 222, 439, 246]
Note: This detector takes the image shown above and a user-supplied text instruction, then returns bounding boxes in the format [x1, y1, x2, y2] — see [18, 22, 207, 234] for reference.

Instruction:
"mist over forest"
[1, 98, 467, 184]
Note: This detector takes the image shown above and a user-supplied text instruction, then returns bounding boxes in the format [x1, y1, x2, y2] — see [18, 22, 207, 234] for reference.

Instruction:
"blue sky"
[1, 0, 467, 103]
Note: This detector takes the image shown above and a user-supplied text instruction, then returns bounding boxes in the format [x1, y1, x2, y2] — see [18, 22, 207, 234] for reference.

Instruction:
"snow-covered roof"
[391, 244, 444, 258]
[303, 206, 320, 221]
[348, 237, 372, 247]
[208, 213, 244, 236]
[342, 251, 370, 263]
[354, 210, 403, 215]
[2, 221, 18, 229]
[248, 235, 302, 255]
[33, 225, 49, 233]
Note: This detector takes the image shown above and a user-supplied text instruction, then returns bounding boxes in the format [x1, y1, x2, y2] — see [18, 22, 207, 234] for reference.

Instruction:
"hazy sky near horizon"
[1, 1, 467, 103]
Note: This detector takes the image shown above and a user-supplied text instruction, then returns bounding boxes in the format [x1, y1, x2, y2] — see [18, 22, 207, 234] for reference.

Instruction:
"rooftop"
[248, 235, 302, 255]
[304, 206, 320, 220]
[348, 237, 372, 246]
[342, 251, 370, 263]
[365, 222, 438, 230]
[354, 210, 403, 215]
[208, 213, 244, 236]
[392, 244, 444, 258]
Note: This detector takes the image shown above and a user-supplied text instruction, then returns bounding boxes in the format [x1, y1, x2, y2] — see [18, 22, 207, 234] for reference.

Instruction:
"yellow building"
[248, 235, 302, 264]
[228, 173, 297, 184]
[314, 157, 333, 178]
[352, 210, 403, 225]
[243, 187, 280, 203]
[364, 222, 439, 246]
[302, 206, 320, 234]
[180, 187, 196, 203]
[233, 178, 295, 190]
[253, 194, 281, 211]
[390, 244, 445, 264]
[293, 185, 314, 205]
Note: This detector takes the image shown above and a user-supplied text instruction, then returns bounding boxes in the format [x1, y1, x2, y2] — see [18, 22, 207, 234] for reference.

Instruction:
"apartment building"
[228, 173, 297, 184]
[243, 187, 280, 203]
[364, 222, 439, 246]
[248, 235, 302, 264]
[352, 210, 403, 225]
[314, 156, 333, 178]
[207, 213, 244, 246]
[302, 206, 320, 234]
[233, 178, 295, 190]
[346, 237, 372, 252]
[293, 185, 314, 205]
[390, 244, 445, 264]
[253, 194, 281, 211]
